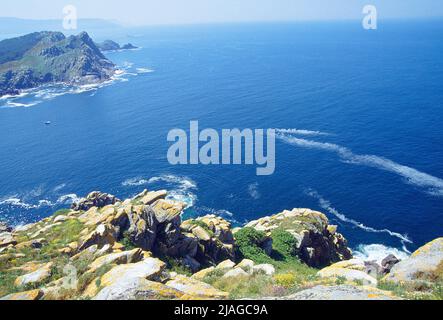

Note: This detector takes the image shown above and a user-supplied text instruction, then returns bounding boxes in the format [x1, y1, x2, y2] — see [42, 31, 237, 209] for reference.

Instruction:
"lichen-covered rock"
[166, 275, 229, 299]
[14, 262, 53, 287]
[236, 259, 255, 273]
[383, 238, 443, 285]
[71, 191, 120, 211]
[152, 199, 185, 224]
[99, 258, 166, 288]
[317, 264, 378, 286]
[216, 259, 236, 271]
[94, 278, 184, 300]
[78, 224, 116, 251]
[0, 232, 16, 248]
[0, 222, 12, 233]
[245, 208, 352, 268]
[181, 215, 235, 266]
[132, 189, 167, 206]
[253, 264, 275, 276]
[273, 285, 398, 300]
[223, 267, 249, 278]
[191, 267, 215, 280]
[0, 289, 43, 300]
[87, 248, 144, 273]
[126, 205, 158, 251]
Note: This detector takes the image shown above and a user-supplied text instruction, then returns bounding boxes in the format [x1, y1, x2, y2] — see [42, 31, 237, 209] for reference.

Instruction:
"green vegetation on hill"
[201, 227, 317, 298]
[0, 31, 115, 96]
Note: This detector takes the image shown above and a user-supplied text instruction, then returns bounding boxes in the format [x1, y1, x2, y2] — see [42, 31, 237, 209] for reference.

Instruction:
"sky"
[1, 0, 442, 26]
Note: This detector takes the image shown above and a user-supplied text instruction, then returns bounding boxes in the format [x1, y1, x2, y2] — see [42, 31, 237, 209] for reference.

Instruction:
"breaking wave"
[354, 244, 410, 264]
[123, 174, 198, 208]
[0, 193, 80, 210]
[306, 189, 412, 253]
[277, 133, 443, 197]
[0, 61, 154, 109]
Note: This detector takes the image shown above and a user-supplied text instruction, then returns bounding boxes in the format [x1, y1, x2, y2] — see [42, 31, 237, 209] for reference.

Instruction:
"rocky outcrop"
[0, 31, 115, 97]
[317, 259, 378, 286]
[96, 40, 138, 52]
[165, 275, 229, 299]
[381, 254, 400, 275]
[0, 289, 43, 301]
[14, 262, 53, 287]
[2, 187, 441, 301]
[121, 43, 138, 50]
[0, 231, 16, 248]
[266, 285, 398, 300]
[0, 222, 12, 233]
[94, 278, 183, 300]
[181, 215, 235, 269]
[245, 208, 352, 268]
[71, 191, 120, 211]
[383, 238, 443, 287]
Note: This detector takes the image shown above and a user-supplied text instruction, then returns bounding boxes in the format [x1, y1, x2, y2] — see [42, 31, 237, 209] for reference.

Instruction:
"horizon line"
[1, 15, 443, 28]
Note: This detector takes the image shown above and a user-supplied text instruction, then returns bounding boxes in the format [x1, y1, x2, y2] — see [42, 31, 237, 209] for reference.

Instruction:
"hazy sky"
[2, 0, 442, 25]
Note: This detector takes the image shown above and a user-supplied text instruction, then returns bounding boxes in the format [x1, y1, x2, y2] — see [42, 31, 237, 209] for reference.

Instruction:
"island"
[95, 40, 138, 52]
[0, 31, 116, 97]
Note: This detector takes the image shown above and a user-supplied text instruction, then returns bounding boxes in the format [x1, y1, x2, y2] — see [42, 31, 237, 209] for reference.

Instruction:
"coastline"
[1, 189, 441, 300]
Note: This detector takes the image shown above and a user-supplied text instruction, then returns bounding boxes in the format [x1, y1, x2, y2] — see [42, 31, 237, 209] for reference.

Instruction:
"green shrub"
[270, 229, 297, 260]
[120, 231, 137, 250]
[234, 227, 271, 264]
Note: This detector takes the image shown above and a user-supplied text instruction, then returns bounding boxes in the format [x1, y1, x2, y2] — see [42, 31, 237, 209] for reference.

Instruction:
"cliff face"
[0, 189, 442, 300]
[0, 31, 115, 96]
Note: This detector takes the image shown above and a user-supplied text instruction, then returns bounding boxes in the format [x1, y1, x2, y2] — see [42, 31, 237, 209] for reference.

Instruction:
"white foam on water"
[122, 177, 150, 186]
[353, 243, 410, 264]
[248, 182, 261, 200]
[277, 133, 443, 197]
[148, 175, 198, 208]
[306, 189, 412, 252]
[136, 68, 154, 74]
[0, 193, 80, 210]
[123, 174, 198, 209]
[275, 128, 331, 136]
[166, 191, 197, 208]
[197, 206, 235, 218]
[0, 61, 139, 109]
[147, 175, 198, 190]
[5, 101, 41, 108]
[194, 205, 244, 225]
[56, 193, 81, 205]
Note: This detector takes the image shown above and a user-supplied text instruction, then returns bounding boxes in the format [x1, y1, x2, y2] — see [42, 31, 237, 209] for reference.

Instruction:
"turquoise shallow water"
[1, 21, 442, 258]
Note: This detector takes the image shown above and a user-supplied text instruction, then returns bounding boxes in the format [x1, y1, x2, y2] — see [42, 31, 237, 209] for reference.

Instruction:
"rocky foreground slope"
[0, 31, 115, 96]
[0, 189, 442, 300]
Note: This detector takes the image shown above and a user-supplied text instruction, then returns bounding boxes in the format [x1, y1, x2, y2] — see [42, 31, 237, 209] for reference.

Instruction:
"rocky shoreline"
[0, 189, 442, 300]
[0, 31, 117, 97]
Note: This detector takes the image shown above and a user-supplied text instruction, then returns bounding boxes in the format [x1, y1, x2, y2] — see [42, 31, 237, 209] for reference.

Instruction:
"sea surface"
[1, 20, 443, 260]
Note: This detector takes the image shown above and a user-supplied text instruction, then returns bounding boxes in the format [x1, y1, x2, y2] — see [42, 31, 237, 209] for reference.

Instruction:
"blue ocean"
[1, 21, 442, 259]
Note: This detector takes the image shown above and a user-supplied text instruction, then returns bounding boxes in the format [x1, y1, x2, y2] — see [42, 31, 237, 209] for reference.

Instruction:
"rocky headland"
[95, 40, 138, 52]
[0, 189, 442, 300]
[0, 31, 116, 97]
